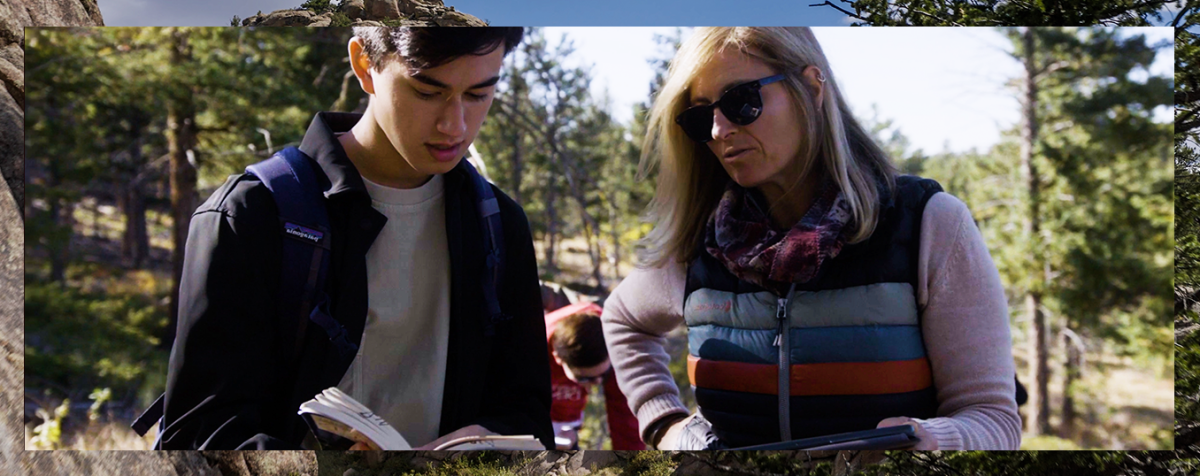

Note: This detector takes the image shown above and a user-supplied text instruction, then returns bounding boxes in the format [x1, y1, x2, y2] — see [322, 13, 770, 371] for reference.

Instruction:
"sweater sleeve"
[601, 366, 647, 450]
[601, 262, 691, 444]
[911, 192, 1022, 450]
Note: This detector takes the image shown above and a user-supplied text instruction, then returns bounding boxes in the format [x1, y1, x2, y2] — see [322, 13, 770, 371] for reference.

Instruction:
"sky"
[548, 27, 1174, 155]
[92, 1, 1175, 155]
[98, 0, 849, 27]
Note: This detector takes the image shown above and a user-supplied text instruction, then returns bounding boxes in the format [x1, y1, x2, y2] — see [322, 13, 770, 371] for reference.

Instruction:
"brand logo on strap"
[284, 222, 324, 245]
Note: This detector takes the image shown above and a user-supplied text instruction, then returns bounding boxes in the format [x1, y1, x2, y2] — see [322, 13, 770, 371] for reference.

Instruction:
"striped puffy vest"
[683, 176, 944, 448]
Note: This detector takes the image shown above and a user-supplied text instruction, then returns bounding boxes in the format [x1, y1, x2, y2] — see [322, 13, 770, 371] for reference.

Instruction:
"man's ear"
[348, 36, 375, 96]
[550, 349, 564, 367]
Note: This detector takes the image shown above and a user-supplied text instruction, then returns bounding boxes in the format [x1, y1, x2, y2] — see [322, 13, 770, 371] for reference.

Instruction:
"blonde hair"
[637, 27, 897, 269]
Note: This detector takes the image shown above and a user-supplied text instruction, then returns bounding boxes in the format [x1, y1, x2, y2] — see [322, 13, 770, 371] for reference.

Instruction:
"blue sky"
[98, 0, 850, 26]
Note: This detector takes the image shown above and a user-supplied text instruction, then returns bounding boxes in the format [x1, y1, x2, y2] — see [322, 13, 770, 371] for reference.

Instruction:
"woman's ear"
[348, 37, 375, 96]
[802, 65, 826, 113]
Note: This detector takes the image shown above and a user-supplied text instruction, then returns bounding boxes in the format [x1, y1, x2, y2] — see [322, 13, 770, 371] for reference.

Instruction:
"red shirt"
[545, 302, 646, 450]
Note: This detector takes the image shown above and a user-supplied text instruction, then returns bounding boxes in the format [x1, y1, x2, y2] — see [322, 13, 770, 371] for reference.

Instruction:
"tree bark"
[1060, 328, 1083, 439]
[120, 183, 149, 269]
[1021, 28, 1051, 437]
[544, 175, 558, 273]
[164, 28, 198, 351]
[508, 127, 523, 204]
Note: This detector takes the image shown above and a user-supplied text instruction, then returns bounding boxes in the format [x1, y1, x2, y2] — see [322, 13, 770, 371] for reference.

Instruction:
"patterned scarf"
[704, 179, 853, 294]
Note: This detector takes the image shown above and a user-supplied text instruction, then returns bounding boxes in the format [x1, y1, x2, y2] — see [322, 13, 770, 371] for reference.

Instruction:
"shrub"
[330, 12, 352, 27]
[301, 0, 334, 13]
[24, 274, 170, 408]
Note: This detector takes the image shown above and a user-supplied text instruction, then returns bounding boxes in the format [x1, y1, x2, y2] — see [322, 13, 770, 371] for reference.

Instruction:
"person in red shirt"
[545, 302, 645, 450]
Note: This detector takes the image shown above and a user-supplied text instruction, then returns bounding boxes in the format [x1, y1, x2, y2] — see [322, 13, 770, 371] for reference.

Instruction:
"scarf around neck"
[703, 178, 853, 294]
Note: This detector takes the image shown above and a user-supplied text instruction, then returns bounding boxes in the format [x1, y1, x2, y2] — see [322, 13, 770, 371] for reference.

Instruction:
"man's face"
[555, 353, 611, 387]
[367, 47, 505, 176]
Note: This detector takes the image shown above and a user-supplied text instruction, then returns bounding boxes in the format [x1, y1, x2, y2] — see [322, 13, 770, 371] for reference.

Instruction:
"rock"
[201, 451, 317, 476]
[412, 5, 434, 18]
[246, 9, 316, 27]
[437, 10, 487, 26]
[310, 11, 334, 27]
[1, 4, 99, 474]
[233, 1, 483, 28]
[339, 0, 366, 20]
[0, 0, 97, 214]
[0, 57, 20, 214]
[562, 451, 622, 475]
[364, 0, 401, 19]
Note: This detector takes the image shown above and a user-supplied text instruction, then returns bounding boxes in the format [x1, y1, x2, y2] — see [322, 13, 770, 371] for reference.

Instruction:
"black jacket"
[160, 112, 553, 450]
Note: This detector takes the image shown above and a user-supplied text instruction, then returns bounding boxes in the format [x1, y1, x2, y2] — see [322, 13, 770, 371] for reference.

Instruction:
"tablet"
[728, 425, 920, 451]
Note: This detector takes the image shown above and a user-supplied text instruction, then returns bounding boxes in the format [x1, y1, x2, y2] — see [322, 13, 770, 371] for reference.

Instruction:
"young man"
[545, 302, 644, 450]
[157, 27, 552, 450]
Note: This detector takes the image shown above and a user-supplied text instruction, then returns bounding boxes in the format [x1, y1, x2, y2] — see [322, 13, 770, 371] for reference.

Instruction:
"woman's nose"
[711, 108, 737, 141]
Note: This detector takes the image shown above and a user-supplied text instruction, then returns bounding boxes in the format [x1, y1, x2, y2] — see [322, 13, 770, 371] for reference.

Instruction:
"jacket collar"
[297, 111, 469, 200]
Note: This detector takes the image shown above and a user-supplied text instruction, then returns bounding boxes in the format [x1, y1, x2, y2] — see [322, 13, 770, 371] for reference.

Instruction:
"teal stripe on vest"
[688, 324, 927, 364]
[683, 282, 918, 329]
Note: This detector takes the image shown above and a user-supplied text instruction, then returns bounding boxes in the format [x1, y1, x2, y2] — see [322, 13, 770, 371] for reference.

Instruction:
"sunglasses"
[675, 74, 787, 143]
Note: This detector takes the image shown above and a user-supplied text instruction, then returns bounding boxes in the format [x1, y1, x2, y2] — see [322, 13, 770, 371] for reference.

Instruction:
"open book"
[298, 387, 545, 451]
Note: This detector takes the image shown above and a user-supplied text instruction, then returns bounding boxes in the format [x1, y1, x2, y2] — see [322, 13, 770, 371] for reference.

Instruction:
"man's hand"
[876, 417, 938, 450]
[415, 424, 497, 450]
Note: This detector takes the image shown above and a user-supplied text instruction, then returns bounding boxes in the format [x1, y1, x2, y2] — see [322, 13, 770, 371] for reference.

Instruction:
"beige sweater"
[601, 192, 1021, 450]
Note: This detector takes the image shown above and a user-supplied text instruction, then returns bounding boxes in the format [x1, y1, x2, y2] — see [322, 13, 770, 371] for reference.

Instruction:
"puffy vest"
[683, 176, 944, 448]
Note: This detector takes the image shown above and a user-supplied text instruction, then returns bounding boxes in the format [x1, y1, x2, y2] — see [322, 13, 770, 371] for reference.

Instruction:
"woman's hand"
[654, 414, 697, 450]
[414, 424, 497, 450]
[877, 417, 938, 450]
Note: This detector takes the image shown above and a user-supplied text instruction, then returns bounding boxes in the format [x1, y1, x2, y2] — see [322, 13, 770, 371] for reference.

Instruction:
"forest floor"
[1015, 352, 1173, 450]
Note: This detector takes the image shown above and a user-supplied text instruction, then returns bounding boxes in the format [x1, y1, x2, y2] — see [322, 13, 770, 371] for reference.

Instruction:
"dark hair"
[353, 27, 524, 72]
[551, 309, 608, 369]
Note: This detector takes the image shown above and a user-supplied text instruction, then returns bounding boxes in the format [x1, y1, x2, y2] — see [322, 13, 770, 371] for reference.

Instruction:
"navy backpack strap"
[460, 160, 508, 336]
[246, 147, 357, 361]
[131, 393, 163, 440]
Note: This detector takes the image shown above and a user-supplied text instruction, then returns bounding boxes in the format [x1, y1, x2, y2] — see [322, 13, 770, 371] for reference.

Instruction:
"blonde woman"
[602, 27, 1020, 451]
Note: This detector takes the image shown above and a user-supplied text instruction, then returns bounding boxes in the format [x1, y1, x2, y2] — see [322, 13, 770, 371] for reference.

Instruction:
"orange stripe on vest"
[687, 354, 933, 396]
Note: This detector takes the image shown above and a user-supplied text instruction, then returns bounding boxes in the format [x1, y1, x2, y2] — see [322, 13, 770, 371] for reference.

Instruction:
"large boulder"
[0, 0, 88, 213]
[244, 9, 317, 26]
[437, 10, 487, 27]
[0, 2, 101, 474]
[364, 0, 401, 19]
[309, 11, 334, 27]
[338, 0, 366, 20]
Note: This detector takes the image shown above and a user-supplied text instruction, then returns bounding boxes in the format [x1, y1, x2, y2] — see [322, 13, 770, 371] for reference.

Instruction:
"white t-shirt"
[336, 173, 452, 447]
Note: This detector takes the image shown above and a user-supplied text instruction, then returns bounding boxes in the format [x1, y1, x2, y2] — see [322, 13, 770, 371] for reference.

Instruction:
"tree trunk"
[1060, 328, 1083, 439]
[48, 199, 70, 284]
[1021, 28, 1051, 437]
[544, 176, 558, 273]
[164, 28, 198, 351]
[508, 129, 523, 204]
[609, 202, 620, 284]
[120, 183, 149, 269]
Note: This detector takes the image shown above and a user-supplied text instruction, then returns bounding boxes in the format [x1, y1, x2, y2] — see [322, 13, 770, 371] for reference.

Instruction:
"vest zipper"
[775, 282, 797, 442]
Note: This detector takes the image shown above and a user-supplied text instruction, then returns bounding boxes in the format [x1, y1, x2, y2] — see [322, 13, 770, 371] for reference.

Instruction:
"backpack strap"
[460, 160, 508, 336]
[247, 147, 357, 361]
[132, 147, 351, 447]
